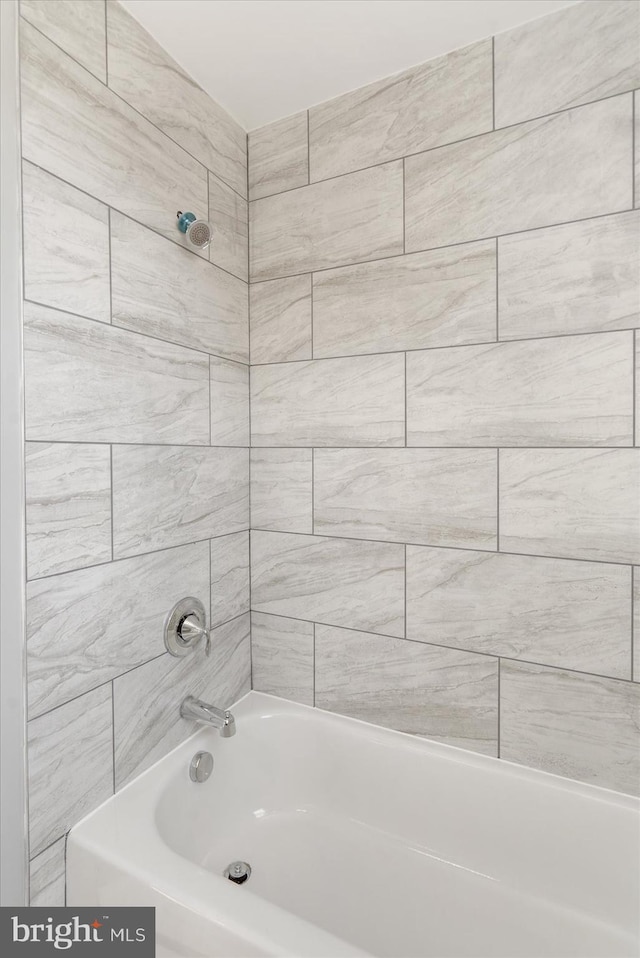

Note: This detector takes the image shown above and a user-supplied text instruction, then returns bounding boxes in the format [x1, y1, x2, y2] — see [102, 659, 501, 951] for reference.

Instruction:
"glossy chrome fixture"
[180, 695, 236, 737]
[224, 861, 251, 884]
[176, 210, 212, 250]
[165, 597, 210, 657]
[189, 751, 214, 783]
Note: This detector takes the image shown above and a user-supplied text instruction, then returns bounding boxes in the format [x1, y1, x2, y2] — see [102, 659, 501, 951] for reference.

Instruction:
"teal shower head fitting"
[176, 211, 212, 250]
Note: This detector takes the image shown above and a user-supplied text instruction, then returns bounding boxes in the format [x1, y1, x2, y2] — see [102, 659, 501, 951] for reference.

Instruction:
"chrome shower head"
[176, 211, 212, 250]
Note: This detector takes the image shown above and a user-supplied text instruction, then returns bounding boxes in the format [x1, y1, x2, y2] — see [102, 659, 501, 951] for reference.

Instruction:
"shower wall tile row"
[22, 162, 111, 324]
[20, 0, 251, 901]
[21, 0, 107, 82]
[105, 0, 247, 197]
[110, 212, 249, 362]
[251, 612, 314, 706]
[493, 0, 640, 126]
[248, 0, 640, 796]
[25, 442, 112, 580]
[315, 625, 498, 756]
[110, 445, 249, 557]
[28, 837, 66, 908]
[248, 111, 309, 200]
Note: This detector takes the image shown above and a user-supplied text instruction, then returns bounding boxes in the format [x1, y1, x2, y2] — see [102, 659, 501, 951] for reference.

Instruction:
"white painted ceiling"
[120, 0, 579, 131]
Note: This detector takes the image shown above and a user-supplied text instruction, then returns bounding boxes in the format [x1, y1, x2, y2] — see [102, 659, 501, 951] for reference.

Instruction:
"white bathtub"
[67, 691, 639, 958]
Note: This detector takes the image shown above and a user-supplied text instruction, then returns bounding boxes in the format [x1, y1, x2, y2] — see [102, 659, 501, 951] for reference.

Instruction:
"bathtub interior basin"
[67, 691, 640, 958]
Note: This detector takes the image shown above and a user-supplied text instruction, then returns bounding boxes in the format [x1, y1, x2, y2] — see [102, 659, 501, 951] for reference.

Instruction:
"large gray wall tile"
[500, 661, 640, 796]
[499, 211, 640, 340]
[500, 449, 640, 564]
[21, 20, 208, 249]
[24, 302, 210, 444]
[251, 354, 405, 446]
[22, 162, 110, 323]
[249, 161, 403, 280]
[405, 96, 632, 252]
[249, 275, 312, 364]
[106, 0, 246, 196]
[21, 0, 106, 82]
[112, 445, 248, 557]
[251, 449, 313, 533]
[249, 112, 309, 200]
[251, 531, 404, 637]
[208, 173, 248, 282]
[315, 449, 497, 550]
[29, 838, 65, 907]
[251, 612, 314, 705]
[210, 532, 250, 628]
[495, 0, 640, 127]
[309, 39, 492, 182]
[406, 333, 634, 447]
[26, 442, 111, 580]
[635, 94, 639, 208]
[407, 547, 631, 678]
[315, 625, 498, 755]
[210, 357, 249, 446]
[114, 614, 250, 787]
[28, 685, 113, 856]
[27, 542, 209, 719]
[111, 212, 248, 363]
[634, 569, 639, 682]
[313, 241, 496, 357]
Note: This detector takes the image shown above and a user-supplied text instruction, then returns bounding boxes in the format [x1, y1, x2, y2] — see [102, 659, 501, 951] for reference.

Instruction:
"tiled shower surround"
[20, 0, 250, 905]
[18, 0, 640, 908]
[248, 0, 640, 793]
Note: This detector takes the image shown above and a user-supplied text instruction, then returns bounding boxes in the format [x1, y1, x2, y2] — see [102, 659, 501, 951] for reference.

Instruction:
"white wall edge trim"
[0, 0, 28, 907]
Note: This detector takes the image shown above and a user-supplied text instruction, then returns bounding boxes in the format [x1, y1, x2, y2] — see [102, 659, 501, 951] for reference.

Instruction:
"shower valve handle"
[179, 613, 211, 656]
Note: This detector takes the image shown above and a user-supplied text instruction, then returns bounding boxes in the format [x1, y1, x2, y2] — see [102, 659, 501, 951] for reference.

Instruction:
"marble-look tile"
[407, 547, 631, 679]
[315, 625, 498, 756]
[106, 0, 246, 196]
[249, 112, 309, 200]
[309, 40, 492, 182]
[27, 542, 209, 719]
[313, 241, 496, 357]
[208, 173, 248, 282]
[500, 449, 640, 564]
[114, 614, 251, 787]
[250, 161, 403, 281]
[21, 0, 106, 82]
[251, 354, 404, 447]
[406, 333, 634, 446]
[24, 302, 210, 444]
[251, 449, 313, 534]
[22, 162, 110, 323]
[210, 357, 249, 446]
[633, 569, 639, 682]
[633, 90, 640, 207]
[315, 449, 497, 550]
[500, 661, 640, 796]
[112, 446, 248, 558]
[29, 837, 66, 907]
[28, 684, 113, 856]
[251, 531, 404, 637]
[210, 532, 250, 628]
[495, 0, 640, 127]
[498, 211, 640, 340]
[26, 442, 111, 580]
[249, 275, 312, 364]
[405, 96, 632, 252]
[21, 21, 208, 249]
[111, 213, 248, 363]
[251, 612, 314, 706]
